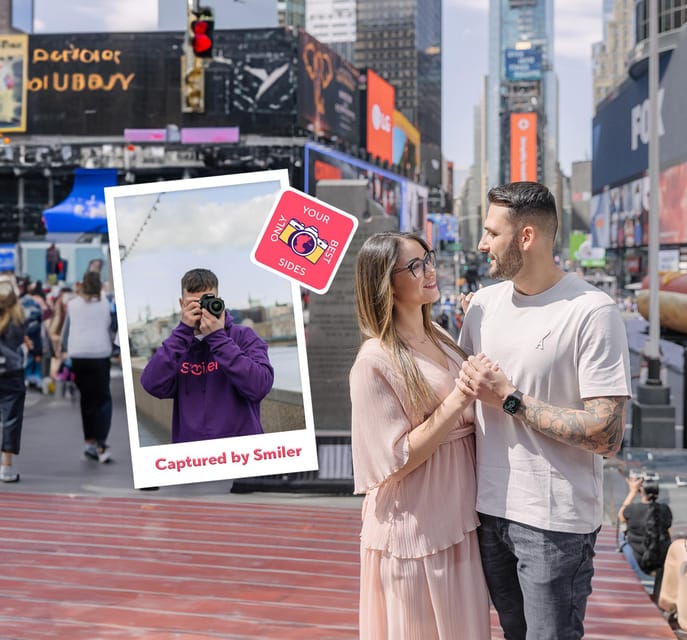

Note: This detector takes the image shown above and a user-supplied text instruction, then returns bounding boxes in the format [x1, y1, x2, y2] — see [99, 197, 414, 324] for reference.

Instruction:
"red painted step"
[0, 494, 677, 640]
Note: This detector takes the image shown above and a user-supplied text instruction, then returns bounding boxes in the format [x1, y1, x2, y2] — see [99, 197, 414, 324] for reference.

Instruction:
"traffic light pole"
[181, 1, 211, 113]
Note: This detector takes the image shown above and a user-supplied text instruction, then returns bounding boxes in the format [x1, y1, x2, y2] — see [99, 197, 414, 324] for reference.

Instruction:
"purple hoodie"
[140, 314, 274, 443]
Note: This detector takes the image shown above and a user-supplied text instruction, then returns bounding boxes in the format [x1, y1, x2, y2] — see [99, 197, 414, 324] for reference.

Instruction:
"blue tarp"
[42, 168, 118, 234]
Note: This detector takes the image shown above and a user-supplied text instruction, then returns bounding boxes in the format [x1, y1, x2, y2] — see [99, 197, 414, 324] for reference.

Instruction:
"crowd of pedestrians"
[0, 266, 118, 481]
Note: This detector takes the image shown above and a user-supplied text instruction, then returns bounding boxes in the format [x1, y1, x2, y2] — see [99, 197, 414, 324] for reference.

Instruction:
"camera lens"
[209, 298, 224, 315]
[199, 294, 225, 318]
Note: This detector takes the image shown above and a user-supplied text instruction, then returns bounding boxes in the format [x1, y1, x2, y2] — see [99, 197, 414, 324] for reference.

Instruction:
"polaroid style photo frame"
[105, 169, 317, 488]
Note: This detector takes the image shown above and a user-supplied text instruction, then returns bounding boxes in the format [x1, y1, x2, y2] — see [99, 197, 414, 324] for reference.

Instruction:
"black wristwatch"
[503, 389, 523, 415]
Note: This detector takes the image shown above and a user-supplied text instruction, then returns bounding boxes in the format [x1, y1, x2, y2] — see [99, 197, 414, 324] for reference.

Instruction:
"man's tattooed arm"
[516, 396, 627, 457]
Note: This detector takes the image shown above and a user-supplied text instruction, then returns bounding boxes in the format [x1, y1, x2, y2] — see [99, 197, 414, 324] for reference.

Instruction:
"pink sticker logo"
[251, 188, 358, 294]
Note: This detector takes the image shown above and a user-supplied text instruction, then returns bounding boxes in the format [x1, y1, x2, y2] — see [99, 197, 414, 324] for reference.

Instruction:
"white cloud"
[555, 0, 603, 60]
[33, 0, 157, 33]
[116, 191, 277, 256]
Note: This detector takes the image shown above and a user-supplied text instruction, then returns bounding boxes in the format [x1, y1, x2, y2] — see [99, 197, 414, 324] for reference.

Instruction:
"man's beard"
[489, 237, 523, 280]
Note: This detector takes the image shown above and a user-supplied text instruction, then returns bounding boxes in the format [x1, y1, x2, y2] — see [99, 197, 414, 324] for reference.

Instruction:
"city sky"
[31, 0, 604, 177]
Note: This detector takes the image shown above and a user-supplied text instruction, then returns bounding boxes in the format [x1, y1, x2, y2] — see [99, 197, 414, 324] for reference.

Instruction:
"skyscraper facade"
[306, 0, 356, 62]
[355, 0, 443, 188]
[591, 0, 634, 108]
[487, 0, 558, 192]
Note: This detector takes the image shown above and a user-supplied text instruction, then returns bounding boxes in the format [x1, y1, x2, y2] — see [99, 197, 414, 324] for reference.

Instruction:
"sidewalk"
[1, 363, 681, 639]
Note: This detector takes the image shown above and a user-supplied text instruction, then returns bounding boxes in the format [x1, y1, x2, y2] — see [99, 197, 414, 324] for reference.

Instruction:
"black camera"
[198, 293, 225, 318]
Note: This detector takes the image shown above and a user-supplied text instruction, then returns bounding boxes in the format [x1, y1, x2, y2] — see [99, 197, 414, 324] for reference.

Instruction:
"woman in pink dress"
[349, 231, 491, 639]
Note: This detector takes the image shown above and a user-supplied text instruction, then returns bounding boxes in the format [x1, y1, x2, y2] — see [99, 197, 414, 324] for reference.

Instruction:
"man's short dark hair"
[487, 181, 558, 238]
[181, 268, 218, 294]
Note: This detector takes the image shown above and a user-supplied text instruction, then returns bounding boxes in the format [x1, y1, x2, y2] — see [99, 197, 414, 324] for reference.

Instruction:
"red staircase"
[0, 493, 676, 639]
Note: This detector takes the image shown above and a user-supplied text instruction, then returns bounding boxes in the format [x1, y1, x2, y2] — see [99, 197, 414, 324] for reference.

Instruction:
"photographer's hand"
[626, 475, 644, 492]
[181, 297, 201, 329]
[199, 309, 224, 336]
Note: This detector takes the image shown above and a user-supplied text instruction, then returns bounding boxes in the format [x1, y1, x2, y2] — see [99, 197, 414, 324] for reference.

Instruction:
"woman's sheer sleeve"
[350, 355, 411, 494]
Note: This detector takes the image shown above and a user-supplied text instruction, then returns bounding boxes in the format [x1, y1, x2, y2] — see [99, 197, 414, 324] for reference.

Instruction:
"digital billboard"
[303, 141, 427, 233]
[297, 30, 360, 145]
[510, 112, 537, 182]
[393, 109, 420, 173]
[365, 69, 395, 165]
[504, 47, 542, 81]
[591, 52, 672, 193]
[25, 29, 297, 136]
[0, 34, 28, 132]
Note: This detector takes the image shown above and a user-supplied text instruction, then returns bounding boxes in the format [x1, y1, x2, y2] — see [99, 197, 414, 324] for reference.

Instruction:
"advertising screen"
[591, 52, 671, 193]
[504, 48, 542, 81]
[510, 112, 537, 182]
[0, 34, 28, 132]
[590, 165, 687, 249]
[297, 31, 360, 145]
[392, 109, 420, 173]
[25, 29, 297, 136]
[304, 142, 427, 233]
[366, 69, 395, 165]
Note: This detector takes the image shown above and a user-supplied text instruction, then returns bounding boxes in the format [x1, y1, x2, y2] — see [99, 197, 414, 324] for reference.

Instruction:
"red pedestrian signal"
[190, 9, 214, 59]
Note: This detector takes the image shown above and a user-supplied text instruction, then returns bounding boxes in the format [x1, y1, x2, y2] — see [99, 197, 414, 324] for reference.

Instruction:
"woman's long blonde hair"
[0, 279, 24, 336]
[354, 232, 465, 413]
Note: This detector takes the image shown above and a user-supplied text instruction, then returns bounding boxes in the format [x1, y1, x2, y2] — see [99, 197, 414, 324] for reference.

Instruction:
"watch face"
[504, 396, 520, 414]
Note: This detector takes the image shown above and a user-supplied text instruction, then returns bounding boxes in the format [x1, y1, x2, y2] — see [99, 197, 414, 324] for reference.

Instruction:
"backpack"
[638, 502, 672, 574]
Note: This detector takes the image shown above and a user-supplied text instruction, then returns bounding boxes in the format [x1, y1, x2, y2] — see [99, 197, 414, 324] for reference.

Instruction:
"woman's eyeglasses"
[391, 250, 437, 279]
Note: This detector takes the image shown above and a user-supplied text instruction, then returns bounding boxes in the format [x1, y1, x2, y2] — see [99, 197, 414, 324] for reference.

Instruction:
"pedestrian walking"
[0, 275, 27, 482]
[62, 271, 115, 463]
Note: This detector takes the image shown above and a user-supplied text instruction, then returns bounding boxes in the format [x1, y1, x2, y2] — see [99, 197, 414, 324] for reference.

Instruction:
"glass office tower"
[355, 0, 443, 186]
[487, 0, 558, 191]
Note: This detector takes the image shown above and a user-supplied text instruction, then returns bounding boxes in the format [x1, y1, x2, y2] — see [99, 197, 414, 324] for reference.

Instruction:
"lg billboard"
[365, 69, 395, 165]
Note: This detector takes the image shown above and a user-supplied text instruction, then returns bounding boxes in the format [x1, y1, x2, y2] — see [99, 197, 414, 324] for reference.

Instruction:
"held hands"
[181, 297, 224, 335]
[457, 353, 514, 408]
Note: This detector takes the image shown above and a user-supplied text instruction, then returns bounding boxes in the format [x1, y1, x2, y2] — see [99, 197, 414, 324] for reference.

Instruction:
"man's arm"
[516, 394, 626, 457]
[618, 476, 643, 524]
[458, 352, 627, 456]
[140, 323, 194, 399]
[204, 328, 274, 402]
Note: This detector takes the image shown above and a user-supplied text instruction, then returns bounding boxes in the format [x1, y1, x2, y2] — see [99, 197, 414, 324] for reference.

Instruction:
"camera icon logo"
[278, 218, 329, 264]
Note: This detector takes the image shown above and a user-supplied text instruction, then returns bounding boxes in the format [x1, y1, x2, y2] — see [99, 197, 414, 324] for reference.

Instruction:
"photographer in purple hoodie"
[140, 268, 274, 443]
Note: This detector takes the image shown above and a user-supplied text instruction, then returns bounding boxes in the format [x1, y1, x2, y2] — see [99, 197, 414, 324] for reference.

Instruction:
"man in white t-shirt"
[457, 181, 631, 640]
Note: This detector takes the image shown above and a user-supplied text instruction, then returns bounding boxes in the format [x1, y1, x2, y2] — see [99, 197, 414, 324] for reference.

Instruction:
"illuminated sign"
[0, 34, 28, 132]
[366, 69, 394, 164]
[505, 48, 542, 81]
[510, 112, 537, 182]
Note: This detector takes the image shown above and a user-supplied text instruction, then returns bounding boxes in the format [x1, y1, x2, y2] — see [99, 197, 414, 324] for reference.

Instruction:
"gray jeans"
[477, 513, 598, 640]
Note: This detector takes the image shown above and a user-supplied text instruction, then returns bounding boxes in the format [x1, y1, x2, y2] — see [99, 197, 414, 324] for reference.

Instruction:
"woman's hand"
[459, 291, 474, 314]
